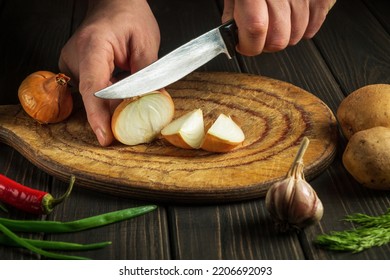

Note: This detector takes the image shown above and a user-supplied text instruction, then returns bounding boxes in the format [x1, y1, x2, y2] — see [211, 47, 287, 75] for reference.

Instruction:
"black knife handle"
[219, 19, 238, 58]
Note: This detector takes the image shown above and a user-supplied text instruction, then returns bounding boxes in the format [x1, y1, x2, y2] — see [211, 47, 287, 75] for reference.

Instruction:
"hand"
[59, 0, 160, 146]
[222, 0, 336, 56]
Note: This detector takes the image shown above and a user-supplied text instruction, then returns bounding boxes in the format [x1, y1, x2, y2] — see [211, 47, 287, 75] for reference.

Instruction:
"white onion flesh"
[161, 108, 205, 149]
[112, 91, 174, 145]
[207, 114, 245, 143]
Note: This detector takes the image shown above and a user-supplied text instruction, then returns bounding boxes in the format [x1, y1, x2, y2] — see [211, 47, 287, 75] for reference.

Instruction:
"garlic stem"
[291, 137, 310, 166]
[288, 137, 309, 178]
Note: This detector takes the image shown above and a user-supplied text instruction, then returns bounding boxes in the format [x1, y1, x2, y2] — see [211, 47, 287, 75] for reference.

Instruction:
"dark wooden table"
[1, 0, 389, 260]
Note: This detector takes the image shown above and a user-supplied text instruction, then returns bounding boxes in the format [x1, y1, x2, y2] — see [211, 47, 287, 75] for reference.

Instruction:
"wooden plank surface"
[305, 0, 390, 260]
[313, 0, 390, 91]
[0, 0, 389, 260]
[362, 0, 390, 35]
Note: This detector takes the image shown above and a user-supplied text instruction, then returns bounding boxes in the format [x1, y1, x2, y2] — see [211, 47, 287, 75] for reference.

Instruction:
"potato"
[337, 84, 390, 139]
[342, 126, 390, 190]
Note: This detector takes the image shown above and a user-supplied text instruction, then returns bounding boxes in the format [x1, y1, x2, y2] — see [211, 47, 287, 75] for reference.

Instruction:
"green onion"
[0, 204, 157, 259]
[0, 222, 89, 260]
[0, 235, 111, 251]
[0, 205, 157, 233]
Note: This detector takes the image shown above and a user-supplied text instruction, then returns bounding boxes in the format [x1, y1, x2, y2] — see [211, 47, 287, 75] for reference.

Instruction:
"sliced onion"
[111, 90, 175, 145]
[161, 108, 205, 149]
[200, 113, 245, 152]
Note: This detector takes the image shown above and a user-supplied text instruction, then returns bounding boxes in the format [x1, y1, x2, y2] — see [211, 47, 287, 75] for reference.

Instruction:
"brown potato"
[337, 84, 390, 139]
[342, 126, 390, 190]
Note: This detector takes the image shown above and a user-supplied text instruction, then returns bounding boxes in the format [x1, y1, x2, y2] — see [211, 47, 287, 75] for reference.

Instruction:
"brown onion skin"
[18, 71, 73, 124]
[162, 133, 194, 149]
[200, 133, 242, 153]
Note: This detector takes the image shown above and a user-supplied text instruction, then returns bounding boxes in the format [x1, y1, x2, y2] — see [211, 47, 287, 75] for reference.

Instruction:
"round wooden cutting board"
[0, 72, 338, 203]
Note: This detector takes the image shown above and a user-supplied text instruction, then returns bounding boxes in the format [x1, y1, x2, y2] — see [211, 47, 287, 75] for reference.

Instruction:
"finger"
[263, 0, 291, 52]
[222, 0, 235, 23]
[289, 0, 310, 45]
[234, 0, 268, 56]
[58, 41, 80, 88]
[78, 36, 116, 146]
[304, 0, 336, 38]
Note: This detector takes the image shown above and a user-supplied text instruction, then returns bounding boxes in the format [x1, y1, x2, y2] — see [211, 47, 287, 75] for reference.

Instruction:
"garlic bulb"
[265, 137, 324, 231]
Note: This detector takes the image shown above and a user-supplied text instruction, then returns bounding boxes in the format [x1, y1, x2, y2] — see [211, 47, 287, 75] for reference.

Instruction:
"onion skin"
[200, 134, 243, 153]
[163, 134, 194, 149]
[18, 71, 73, 124]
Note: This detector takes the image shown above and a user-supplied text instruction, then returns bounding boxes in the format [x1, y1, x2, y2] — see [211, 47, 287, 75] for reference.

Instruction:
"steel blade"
[94, 27, 231, 99]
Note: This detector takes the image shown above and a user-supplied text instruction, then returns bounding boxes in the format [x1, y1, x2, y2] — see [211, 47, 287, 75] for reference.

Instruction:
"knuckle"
[79, 78, 95, 96]
[265, 36, 289, 52]
[236, 21, 268, 56]
[242, 21, 268, 39]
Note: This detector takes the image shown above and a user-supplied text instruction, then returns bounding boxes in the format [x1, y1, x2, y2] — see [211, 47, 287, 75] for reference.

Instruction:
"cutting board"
[0, 72, 337, 203]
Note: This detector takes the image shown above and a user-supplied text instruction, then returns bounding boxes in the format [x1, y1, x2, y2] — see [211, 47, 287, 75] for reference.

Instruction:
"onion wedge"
[200, 114, 245, 152]
[161, 109, 205, 149]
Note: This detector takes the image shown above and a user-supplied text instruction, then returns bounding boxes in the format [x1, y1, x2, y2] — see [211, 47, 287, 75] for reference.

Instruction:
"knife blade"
[94, 20, 237, 99]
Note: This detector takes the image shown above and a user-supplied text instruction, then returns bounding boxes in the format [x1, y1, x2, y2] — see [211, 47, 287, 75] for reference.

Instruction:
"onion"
[18, 71, 73, 124]
[161, 109, 205, 149]
[162, 109, 245, 152]
[200, 114, 245, 152]
[111, 89, 175, 145]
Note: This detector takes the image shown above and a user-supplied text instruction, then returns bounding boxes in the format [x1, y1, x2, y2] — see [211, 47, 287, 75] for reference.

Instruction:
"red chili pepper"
[0, 174, 75, 215]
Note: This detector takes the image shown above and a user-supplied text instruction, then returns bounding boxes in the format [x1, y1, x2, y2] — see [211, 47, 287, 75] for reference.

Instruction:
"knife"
[94, 20, 238, 99]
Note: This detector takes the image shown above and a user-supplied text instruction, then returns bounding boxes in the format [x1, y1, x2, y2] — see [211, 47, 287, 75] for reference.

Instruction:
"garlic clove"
[287, 177, 324, 228]
[161, 108, 205, 149]
[265, 177, 295, 224]
[200, 113, 245, 153]
[111, 89, 175, 145]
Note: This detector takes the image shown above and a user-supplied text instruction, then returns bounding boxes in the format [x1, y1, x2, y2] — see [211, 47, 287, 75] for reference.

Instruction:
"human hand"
[222, 0, 336, 55]
[59, 0, 160, 146]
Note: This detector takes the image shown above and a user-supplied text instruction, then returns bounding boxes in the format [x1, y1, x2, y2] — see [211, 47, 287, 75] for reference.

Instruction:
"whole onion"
[18, 71, 73, 124]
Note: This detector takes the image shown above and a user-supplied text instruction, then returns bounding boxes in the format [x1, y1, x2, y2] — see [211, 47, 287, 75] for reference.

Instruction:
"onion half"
[111, 89, 175, 145]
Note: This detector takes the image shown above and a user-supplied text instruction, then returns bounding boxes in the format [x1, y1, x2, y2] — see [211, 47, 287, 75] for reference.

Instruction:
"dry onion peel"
[111, 89, 175, 145]
[18, 71, 73, 124]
